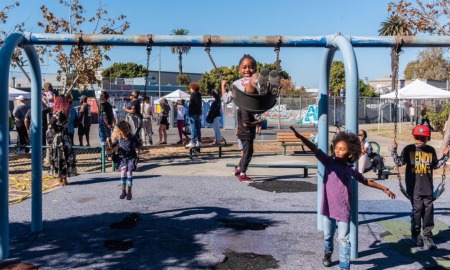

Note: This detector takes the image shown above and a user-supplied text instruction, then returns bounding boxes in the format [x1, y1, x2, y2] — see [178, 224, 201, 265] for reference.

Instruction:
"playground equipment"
[3, 33, 450, 260]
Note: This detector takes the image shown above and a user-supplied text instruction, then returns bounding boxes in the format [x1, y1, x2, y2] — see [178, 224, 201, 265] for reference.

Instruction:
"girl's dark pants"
[239, 138, 254, 174]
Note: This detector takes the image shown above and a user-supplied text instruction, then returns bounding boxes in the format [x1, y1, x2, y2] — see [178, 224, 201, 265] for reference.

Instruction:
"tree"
[177, 74, 191, 86]
[329, 61, 346, 95]
[329, 61, 376, 97]
[170, 28, 191, 75]
[388, 0, 450, 36]
[37, 0, 130, 95]
[379, 15, 413, 95]
[101, 62, 148, 81]
[0, 2, 31, 80]
[403, 48, 450, 80]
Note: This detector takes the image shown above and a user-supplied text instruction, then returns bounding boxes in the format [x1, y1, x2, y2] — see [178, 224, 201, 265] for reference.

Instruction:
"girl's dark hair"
[360, 130, 367, 140]
[332, 131, 361, 162]
[238, 54, 257, 67]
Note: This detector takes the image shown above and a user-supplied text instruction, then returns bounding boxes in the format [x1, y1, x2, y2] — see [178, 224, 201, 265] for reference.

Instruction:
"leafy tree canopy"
[101, 62, 148, 81]
[330, 61, 377, 97]
[388, 0, 450, 36]
[404, 48, 450, 81]
[37, 0, 130, 94]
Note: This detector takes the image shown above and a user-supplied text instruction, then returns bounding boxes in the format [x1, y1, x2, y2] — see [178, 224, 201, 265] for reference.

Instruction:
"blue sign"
[302, 105, 318, 124]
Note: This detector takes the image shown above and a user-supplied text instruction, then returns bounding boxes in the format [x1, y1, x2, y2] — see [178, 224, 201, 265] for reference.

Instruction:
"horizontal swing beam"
[22, 32, 450, 48]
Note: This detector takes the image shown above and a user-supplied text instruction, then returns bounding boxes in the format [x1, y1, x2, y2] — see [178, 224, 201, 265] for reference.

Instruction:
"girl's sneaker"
[256, 69, 270, 95]
[268, 70, 280, 95]
[238, 174, 253, 183]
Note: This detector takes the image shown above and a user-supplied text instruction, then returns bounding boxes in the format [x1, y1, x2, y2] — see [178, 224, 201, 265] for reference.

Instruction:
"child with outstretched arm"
[290, 126, 395, 270]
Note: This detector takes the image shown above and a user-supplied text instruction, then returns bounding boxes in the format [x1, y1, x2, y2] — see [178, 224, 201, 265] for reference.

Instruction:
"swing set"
[3, 33, 450, 261]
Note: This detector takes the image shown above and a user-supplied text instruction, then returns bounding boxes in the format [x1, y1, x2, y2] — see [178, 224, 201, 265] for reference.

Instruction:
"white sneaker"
[186, 142, 195, 148]
[196, 142, 202, 147]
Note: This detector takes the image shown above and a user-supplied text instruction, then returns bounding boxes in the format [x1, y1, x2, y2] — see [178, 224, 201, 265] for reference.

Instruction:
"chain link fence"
[9, 145, 109, 176]
[261, 96, 448, 127]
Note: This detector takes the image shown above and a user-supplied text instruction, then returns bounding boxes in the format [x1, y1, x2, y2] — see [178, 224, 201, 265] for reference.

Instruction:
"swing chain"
[143, 36, 153, 98]
[274, 35, 281, 73]
[392, 42, 403, 188]
[205, 36, 221, 80]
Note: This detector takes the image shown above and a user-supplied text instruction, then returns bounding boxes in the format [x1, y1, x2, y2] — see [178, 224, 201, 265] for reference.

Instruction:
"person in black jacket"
[207, 89, 222, 145]
[98, 91, 115, 145]
[186, 82, 203, 148]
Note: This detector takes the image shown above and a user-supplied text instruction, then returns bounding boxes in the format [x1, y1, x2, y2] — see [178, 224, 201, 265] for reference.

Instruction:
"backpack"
[9, 113, 15, 131]
[369, 152, 385, 171]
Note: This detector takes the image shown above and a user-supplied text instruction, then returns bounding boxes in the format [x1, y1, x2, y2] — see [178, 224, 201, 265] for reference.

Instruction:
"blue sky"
[3, 0, 423, 88]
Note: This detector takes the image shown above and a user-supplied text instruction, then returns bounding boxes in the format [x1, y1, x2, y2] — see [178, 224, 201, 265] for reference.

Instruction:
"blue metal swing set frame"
[1, 32, 450, 260]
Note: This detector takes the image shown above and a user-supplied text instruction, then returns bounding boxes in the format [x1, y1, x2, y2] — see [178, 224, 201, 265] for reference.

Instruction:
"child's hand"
[443, 145, 450, 155]
[221, 80, 229, 91]
[391, 141, 398, 149]
[385, 188, 396, 199]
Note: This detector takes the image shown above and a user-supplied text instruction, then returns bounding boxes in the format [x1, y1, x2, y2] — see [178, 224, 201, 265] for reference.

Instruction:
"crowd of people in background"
[9, 80, 236, 191]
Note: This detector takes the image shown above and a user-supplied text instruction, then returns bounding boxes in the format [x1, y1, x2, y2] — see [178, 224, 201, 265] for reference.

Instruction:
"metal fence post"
[101, 145, 105, 173]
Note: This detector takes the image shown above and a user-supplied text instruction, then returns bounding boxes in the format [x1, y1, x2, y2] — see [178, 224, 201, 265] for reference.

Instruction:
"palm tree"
[378, 15, 413, 94]
[170, 28, 191, 75]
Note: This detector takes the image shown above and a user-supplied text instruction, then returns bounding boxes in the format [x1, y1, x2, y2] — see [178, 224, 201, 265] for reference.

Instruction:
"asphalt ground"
[4, 122, 450, 269]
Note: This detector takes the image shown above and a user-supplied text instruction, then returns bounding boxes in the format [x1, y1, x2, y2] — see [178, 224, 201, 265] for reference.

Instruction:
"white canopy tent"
[8, 87, 31, 101]
[155, 89, 190, 104]
[380, 79, 450, 99]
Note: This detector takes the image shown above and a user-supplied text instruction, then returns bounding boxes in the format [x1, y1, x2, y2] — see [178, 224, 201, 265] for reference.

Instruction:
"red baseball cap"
[412, 125, 431, 137]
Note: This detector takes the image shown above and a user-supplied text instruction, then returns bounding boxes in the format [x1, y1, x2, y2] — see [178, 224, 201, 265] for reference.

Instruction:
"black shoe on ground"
[412, 234, 424, 246]
[423, 236, 437, 250]
[322, 251, 332, 267]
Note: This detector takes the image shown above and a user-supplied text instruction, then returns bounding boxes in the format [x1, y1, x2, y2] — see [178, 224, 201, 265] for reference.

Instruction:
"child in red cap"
[391, 125, 449, 249]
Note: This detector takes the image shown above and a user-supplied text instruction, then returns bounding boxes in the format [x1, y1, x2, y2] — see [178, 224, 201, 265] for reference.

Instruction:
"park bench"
[277, 132, 313, 155]
[185, 137, 233, 159]
[226, 163, 318, 178]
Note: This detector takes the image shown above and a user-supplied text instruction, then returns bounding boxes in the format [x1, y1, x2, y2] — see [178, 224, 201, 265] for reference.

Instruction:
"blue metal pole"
[332, 34, 360, 259]
[317, 45, 336, 231]
[0, 32, 25, 259]
[22, 32, 450, 48]
[22, 44, 43, 233]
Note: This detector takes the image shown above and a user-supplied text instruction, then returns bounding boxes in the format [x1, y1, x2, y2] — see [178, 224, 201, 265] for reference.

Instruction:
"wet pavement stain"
[217, 218, 270, 231]
[109, 213, 141, 229]
[212, 249, 279, 270]
[249, 180, 316, 193]
[103, 240, 134, 251]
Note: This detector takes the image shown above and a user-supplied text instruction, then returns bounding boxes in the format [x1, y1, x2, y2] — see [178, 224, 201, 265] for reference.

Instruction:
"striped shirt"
[316, 149, 369, 223]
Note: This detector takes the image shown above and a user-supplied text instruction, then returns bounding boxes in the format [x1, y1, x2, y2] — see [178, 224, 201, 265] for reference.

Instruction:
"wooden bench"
[185, 137, 233, 159]
[226, 163, 318, 178]
[277, 132, 313, 155]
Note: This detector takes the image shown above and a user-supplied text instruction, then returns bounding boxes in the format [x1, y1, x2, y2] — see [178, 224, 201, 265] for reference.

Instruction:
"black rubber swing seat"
[231, 85, 278, 114]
